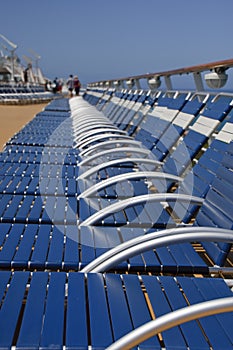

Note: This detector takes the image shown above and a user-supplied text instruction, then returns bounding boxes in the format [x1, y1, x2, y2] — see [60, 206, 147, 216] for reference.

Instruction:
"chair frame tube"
[80, 193, 204, 226]
[77, 133, 134, 149]
[78, 158, 163, 179]
[78, 171, 182, 198]
[81, 227, 232, 272]
[78, 147, 151, 166]
[106, 297, 233, 350]
[79, 139, 142, 156]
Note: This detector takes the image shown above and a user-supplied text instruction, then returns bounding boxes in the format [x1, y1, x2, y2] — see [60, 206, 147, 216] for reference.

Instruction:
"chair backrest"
[135, 92, 189, 148]
[0, 271, 232, 350]
[151, 94, 207, 161]
[171, 111, 233, 222]
[162, 95, 233, 176]
[194, 141, 233, 265]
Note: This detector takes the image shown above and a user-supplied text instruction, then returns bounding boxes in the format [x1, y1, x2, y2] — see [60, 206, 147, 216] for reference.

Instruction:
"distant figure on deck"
[66, 74, 74, 97]
[52, 77, 59, 93]
[73, 76, 81, 96]
[23, 67, 29, 84]
[57, 79, 63, 93]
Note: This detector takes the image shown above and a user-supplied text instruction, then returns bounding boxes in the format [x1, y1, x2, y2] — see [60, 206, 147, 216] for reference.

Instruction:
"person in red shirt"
[73, 75, 81, 96]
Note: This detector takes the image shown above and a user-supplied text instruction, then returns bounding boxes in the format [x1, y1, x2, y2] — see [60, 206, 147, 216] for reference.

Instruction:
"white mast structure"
[0, 34, 18, 83]
[28, 49, 45, 84]
[22, 55, 35, 84]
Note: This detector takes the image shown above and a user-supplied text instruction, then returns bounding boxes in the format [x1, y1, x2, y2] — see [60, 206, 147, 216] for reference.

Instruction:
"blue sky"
[1, 0, 233, 89]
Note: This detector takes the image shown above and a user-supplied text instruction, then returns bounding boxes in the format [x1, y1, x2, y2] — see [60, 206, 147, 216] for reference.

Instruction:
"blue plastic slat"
[3, 176, 20, 193]
[0, 194, 11, 218]
[16, 176, 33, 194]
[0, 223, 11, 245]
[67, 178, 76, 195]
[66, 197, 78, 224]
[0, 271, 11, 300]
[12, 224, 38, 268]
[159, 276, 209, 349]
[0, 176, 11, 192]
[79, 226, 95, 267]
[201, 197, 232, 229]
[128, 203, 153, 225]
[0, 272, 29, 348]
[181, 99, 203, 115]
[46, 226, 64, 268]
[79, 198, 92, 221]
[42, 196, 56, 222]
[137, 250, 161, 272]
[46, 178, 58, 194]
[27, 196, 43, 222]
[87, 273, 113, 348]
[56, 178, 66, 195]
[40, 272, 66, 349]
[66, 273, 88, 349]
[123, 274, 160, 348]
[39, 177, 49, 194]
[206, 188, 233, 222]
[30, 225, 51, 268]
[194, 278, 233, 344]
[153, 246, 177, 273]
[15, 195, 34, 222]
[142, 275, 187, 350]
[177, 277, 233, 349]
[16, 272, 49, 349]
[93, 227, 112, 257]
[0, 224, 24, 267]
[63, 225, 79, 270]
[168, 243, 208, 273]
[26, 177, 39, 195]
[53, 197, 67, 223]
[105, 274, 134, 341]
[2, 195, 24, 221]
[127, 252, 145, 270]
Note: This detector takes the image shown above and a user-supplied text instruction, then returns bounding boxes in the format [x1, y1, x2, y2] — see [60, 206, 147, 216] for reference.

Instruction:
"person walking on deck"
[73, 75, 81, 96]
[66, 74, 74, 97]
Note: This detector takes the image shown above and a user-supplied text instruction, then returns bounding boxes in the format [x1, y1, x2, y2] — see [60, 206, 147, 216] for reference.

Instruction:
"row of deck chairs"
[0, 88, 233, 349]
[0, 85, 54, 104]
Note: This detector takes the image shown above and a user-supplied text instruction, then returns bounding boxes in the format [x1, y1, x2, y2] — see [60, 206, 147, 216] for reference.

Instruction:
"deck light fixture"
[126, 79, 134, 89]
[147, 76, 161, 90]
[204, 68, 228, 89]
